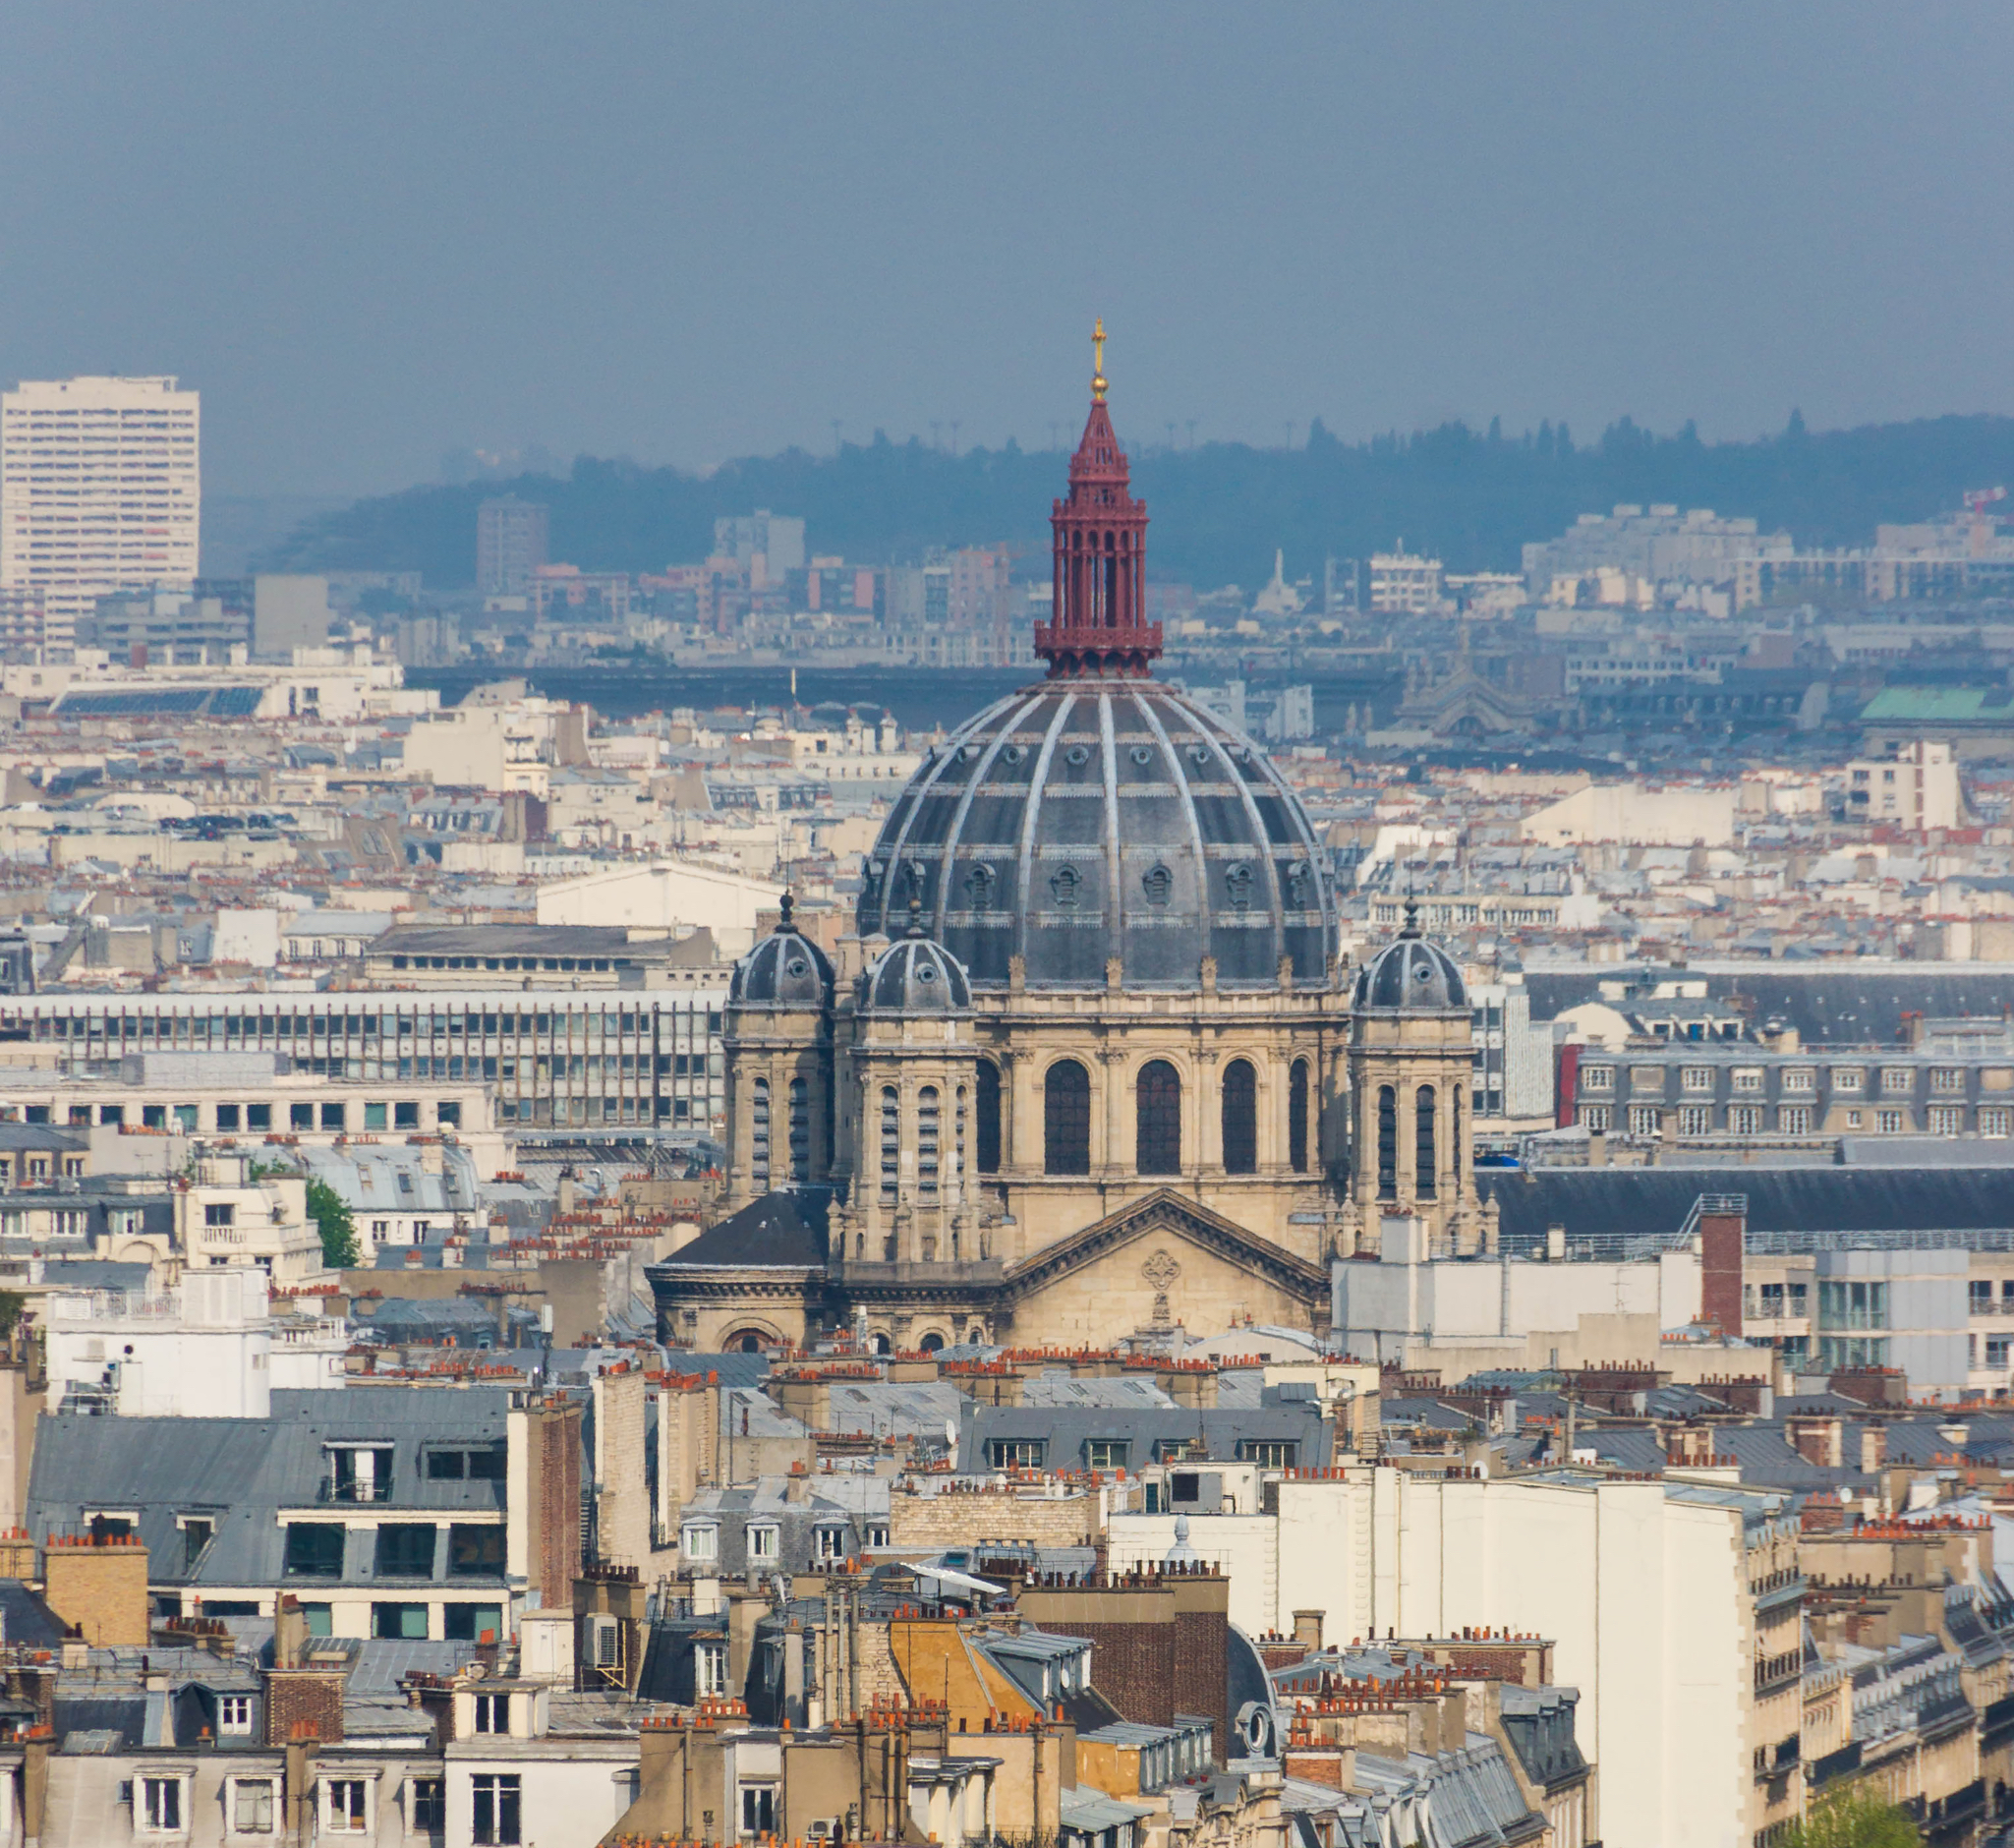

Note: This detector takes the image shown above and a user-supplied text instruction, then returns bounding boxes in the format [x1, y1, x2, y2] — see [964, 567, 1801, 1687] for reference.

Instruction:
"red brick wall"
[1698, 1210, 1745, 1335]
[1030, 1618, 1175, 1726]
[531, 1400, 584, 1613]
[262, 1670, 345, 1746]
[1173, 1601, 1230, 1760]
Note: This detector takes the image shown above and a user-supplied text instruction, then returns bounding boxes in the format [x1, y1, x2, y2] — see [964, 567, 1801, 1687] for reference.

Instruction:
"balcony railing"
[318, 1477, 394, 1504]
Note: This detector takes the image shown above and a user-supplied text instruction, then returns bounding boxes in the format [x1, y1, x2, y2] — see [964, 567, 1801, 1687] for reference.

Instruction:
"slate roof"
[1020, 1371, 1178, 1411]
[1523, 966, 2014, 1045]
[958, 1400, 1333, 1473]
[1479, 1167, 2014, 1251]
[27, 1388, 511, 1589]
[654, 1190, 830, 1270]
[0, 1579, 71, 1647]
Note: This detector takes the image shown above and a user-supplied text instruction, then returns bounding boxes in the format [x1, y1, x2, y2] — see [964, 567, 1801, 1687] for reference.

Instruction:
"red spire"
[1034, 323, 1159, 677]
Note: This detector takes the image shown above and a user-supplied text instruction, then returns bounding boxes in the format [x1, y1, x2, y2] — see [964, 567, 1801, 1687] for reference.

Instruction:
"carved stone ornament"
[1140, 1247, 1181, 1292]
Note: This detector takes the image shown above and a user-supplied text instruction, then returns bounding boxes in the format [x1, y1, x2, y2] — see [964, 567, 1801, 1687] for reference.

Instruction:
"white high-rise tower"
[0, 375, 201, 655]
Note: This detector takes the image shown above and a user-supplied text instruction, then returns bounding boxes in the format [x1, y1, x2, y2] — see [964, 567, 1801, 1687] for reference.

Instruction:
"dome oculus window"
[1130, 745, 1154, 767]
[1065, 744, 1092, 768]
[785, 957, 809, 978]
[1001, 744, 1026, 766]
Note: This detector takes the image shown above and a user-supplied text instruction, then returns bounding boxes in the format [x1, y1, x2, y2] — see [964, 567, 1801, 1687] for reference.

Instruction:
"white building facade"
[1111, 1466, 1785, 1848]
[0, 375, 201, 654]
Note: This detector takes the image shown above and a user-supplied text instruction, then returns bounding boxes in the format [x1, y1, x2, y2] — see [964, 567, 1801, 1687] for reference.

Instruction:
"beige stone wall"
[1006, 1226, 1318, 1350]
[971, 982, 1348, 1265]
[889, 1483, 1104, 1551]
[44, 1540, 149, 1646]
[592, 1363, 651, 1570]
[1348, 1004, 1480, 1255]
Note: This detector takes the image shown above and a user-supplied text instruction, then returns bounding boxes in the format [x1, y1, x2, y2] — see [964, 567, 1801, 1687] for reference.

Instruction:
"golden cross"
[1092, 318, 1107, 402]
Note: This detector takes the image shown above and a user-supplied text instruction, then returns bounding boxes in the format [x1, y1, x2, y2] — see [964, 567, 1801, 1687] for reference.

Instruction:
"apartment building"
[1108, 1464, 1795, 1848]
[1367, 549, 1444, 614]
[0, 376, 200, 654]
[0, 988, 727, 1139]
[476, 495, 548, 595]
[27, 1385, 582, 1643]
[1566, 1040, 2014, 1142]
[1844, 739, 1962, 832]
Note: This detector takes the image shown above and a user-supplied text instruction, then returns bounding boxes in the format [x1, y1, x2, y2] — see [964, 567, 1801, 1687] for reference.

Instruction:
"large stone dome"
[855, 680, 1335, 989]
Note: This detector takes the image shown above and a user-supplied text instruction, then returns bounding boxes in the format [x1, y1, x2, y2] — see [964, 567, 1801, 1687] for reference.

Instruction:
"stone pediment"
[999, 1188, 1328, 1309]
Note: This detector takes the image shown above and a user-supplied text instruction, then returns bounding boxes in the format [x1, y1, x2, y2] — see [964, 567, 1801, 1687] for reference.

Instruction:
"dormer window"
[326, 1444, 393, 1504]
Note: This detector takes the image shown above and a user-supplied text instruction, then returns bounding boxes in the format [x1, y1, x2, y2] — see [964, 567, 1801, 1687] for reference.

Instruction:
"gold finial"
[1092, 318, 1107, 402]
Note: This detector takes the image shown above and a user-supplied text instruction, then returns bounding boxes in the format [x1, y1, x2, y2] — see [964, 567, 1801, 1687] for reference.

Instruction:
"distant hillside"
[258, 412, 2014, 591]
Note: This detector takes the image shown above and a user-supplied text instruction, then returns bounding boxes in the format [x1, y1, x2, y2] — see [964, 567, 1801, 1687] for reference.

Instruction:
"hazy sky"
[5, 3, 2014, 497]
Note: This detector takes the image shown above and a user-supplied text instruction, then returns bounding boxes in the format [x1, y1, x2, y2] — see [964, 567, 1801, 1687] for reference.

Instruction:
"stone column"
[1194, 1047, 1219, 1174]
[1097, 1047, 1124, 1174]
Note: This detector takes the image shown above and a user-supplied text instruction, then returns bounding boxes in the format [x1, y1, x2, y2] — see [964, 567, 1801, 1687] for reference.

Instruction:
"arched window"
[918, 1086, 941, 1198]
[975, 1063, 1002, 1174]
[1289, 1060, 1311, 1174]
[1415, 1086, 1437, 1200]
[878, 1086, 899, 1201]
[751, 1078, 772, 1191]
[1221, 1060, 1257, 1175]
[1044, 1061, 1091, 1176]
[918, 1331, 945, 1355]
[1376, 1085, 1397, 1198]
[953, 1085, 967, 1197]
[787, 1075, 811, 1182]
[1137, 1061, 1181, 1175]
[870, 1332, 892, 1357]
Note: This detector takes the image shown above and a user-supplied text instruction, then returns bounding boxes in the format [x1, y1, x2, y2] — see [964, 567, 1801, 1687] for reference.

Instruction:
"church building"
[650, 333, 1487, 1356]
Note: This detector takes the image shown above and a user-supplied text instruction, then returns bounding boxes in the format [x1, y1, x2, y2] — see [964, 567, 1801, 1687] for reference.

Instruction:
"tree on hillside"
[306, 1179, 360, 1271]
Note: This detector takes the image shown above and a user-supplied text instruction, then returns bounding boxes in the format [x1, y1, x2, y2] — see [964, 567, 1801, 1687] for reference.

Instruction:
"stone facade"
[887, 1481, 1103, 1552]
[41, 1536, 148, 1647]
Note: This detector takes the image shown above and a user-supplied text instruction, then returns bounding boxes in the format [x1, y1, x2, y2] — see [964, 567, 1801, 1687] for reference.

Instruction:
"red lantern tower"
[1034, 320, 1161, 678]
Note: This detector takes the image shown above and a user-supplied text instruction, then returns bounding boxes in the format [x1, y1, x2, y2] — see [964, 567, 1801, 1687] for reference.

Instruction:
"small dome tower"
[719, 894, 835, 1211]
[1345, 901, 1485, 1256]
[832, 902, 984, 1297]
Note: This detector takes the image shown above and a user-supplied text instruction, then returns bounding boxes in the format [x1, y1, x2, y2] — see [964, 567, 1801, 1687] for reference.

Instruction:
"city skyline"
[5, 4, 2014, 497]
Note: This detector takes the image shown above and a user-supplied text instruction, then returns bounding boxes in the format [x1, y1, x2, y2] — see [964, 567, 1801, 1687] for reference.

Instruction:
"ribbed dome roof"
[862, 935, 972, 1013]
[730, 916, 834, 1009]
[1352, 928, 1467, 1012]
[855, 680, 1335, 990]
